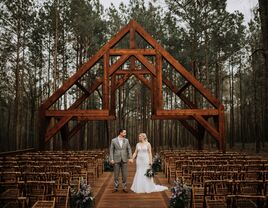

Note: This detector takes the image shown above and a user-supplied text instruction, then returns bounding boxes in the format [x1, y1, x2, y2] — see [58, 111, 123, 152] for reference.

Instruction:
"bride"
[131, 133, 168, 193]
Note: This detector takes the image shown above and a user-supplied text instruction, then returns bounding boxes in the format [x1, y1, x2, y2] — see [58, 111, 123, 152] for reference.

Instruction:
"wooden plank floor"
[93, 163, 171, 208]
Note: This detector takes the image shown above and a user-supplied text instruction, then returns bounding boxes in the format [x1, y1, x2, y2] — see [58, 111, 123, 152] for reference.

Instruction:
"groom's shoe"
[123, 189, 128, 193]
[112, 189, 118, 193]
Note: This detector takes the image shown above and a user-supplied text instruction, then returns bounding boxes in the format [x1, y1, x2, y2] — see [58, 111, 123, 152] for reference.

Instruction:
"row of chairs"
[160, 150, 268, 208]
[180, 164, 268, 184]
[203, 180, 268, 208]
[0, 150, 106, 208]
[161, 152, 267, 183]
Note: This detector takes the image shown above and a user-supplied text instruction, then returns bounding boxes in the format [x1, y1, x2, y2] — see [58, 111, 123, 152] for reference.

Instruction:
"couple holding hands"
[109, 129, 167, 193]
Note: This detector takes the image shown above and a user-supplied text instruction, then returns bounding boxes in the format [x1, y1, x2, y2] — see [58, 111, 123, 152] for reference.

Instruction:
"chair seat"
[0, 189, 19, 198]
[26, 189, 46, 198]
[55, 189, 68, 196]
[2, 201, 18, 208]
[235, 200, 258, 208]
[206, 200, 227, 208]
[32, 200, 55, 208]
[1, 197, 27, 208]
[193, 187, 204, 195]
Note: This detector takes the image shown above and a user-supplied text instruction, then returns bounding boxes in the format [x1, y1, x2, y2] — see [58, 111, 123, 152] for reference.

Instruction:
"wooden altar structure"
[39, 20, 225, 152]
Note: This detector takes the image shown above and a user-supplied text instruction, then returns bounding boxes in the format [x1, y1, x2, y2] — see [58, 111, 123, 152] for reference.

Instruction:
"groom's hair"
[118, 128, 126, 134]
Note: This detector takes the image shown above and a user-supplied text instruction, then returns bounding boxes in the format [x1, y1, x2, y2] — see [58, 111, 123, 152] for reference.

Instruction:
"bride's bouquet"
[144, 167, 155, 178]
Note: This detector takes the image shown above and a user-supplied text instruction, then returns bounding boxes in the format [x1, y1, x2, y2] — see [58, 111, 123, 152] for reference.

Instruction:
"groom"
[109, 129, 133, 193]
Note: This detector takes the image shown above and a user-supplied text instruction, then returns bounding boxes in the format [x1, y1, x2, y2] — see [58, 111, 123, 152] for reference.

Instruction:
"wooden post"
[155, 53, 163, 109]
[151, 77, 157, 114]
[60, 124, 69, 150]
[103, 52, 110, 109]
[219, 105, 225, 153]
[197, 123, 205, 150]
[130, 26, 136, 70]
[110, 74, 116, 116]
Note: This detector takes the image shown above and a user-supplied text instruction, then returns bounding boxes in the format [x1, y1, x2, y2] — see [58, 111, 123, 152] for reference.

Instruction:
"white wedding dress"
[131, 143, 168, 193]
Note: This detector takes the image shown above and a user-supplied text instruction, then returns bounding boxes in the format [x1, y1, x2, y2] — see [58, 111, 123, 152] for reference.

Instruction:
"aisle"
[94, 163, 171, 208]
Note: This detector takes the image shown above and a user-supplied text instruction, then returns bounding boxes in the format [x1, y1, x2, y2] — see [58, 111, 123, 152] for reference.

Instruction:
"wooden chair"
[192, 184, 205, 208]
[175, 160, 190, 181]
[192, 172, 224, 208]
[234, 180, 265, 197]
[220, 171, 238, 181]
[205, 198, 227, 208]
[32, 198, 55, 208]
[226, 195, 266, 208]
[21, 180, 56, 207]
[97, 157, 104, 176]
[50, 172, 70, 208]
[203, 180, 232, 208]
[0, 181, 26, 208]
[22, 172, 47, 182]
[0, 172, 25, 207]
[239, 171, 262, 181]
[85, 160, 97, 185]
[167, 157, 176, 183]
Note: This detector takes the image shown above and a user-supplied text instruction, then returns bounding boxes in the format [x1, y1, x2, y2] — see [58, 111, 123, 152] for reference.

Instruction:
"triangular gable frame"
[39, 20, 225, 152]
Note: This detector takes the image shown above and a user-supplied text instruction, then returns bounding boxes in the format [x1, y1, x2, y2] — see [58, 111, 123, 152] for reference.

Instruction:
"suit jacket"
[110, 137, 132, 163]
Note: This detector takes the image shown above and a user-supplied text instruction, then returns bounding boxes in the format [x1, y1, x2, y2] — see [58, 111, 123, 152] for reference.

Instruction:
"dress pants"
[114, 160, 128, 190]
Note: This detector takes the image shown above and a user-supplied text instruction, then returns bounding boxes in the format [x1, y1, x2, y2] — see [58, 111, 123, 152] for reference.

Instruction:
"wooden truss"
[39, 19, 225, 152]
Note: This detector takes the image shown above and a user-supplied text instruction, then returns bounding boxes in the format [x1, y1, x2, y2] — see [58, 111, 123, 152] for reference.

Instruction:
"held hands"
[110, 159, 133, 164]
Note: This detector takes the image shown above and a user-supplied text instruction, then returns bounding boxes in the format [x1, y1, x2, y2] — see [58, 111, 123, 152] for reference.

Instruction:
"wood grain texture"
[95, 163, 170, 208]
[39, 19, 225, 152]
[156, 109, 219, 116]
[109, 49, 156, 55]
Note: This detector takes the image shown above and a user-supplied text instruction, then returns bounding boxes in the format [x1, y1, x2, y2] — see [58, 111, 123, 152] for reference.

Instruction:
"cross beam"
[39, 19, 225, 152]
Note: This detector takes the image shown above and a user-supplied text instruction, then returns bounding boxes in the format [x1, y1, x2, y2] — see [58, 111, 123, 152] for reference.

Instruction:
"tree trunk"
[239, 57, 245, 149]
[229, 60, 235, 148]
[14, 13, 22, 151]
[258, 0, 268, 144]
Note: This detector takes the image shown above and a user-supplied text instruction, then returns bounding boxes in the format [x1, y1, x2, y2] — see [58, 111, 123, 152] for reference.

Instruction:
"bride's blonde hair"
[139, 133, 148, 141]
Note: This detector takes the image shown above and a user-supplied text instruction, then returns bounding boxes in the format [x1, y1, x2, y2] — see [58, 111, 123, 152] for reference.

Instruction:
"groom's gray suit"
[110, 137, 132, 190]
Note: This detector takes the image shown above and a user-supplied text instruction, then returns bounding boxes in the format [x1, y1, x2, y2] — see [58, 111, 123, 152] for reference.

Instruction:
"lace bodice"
[137, 143, 148, 154]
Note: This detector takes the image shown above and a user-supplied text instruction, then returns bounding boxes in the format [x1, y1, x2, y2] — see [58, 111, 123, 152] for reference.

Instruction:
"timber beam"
[44, 78, 104, 143]
[134, 54, 156, 76]
[109, 49, 156, 55]
[134, 74, 152, 90]
[115, 69, 151, 75]
[163, 78, 197, 108]
[113, 74, 132, 92]
[45, 110, 109, 117]
[39, 19, 225, 152]
[68, 121, 87, 140]
[155, 109, 219, 116]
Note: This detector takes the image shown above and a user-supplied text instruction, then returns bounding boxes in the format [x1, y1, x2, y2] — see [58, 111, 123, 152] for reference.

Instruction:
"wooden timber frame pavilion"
[39, 19, 225, 152]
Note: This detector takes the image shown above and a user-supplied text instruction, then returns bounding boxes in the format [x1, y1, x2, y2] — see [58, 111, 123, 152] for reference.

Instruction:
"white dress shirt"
[118, 137, 123, 148]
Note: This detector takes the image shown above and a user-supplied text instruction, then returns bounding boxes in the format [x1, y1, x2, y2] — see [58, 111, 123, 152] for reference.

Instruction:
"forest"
[0, 0, 267, 152]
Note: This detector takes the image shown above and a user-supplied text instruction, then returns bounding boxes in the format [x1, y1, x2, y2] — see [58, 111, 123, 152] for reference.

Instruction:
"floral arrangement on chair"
[169, 180, 192, 208]
[152, 153, 162, 172]
[71, 177, 94, 208]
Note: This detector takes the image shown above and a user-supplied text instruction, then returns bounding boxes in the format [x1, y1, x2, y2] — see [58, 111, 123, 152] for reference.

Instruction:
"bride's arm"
[132, 144, 138, 159]
[148, 143, 153, 165]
